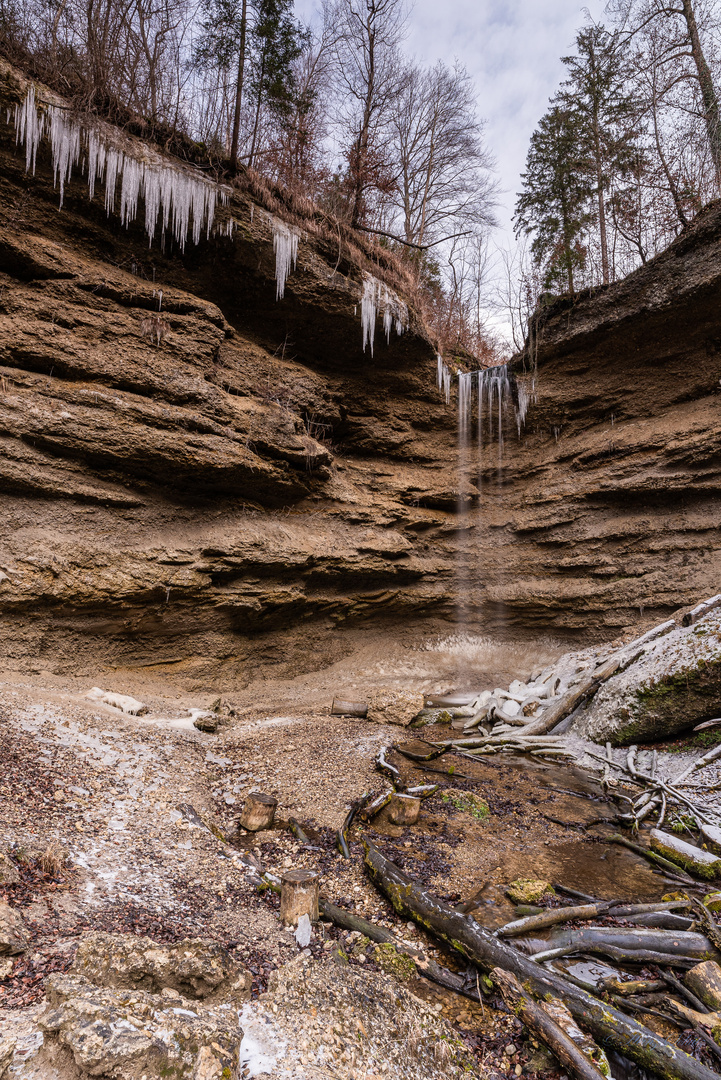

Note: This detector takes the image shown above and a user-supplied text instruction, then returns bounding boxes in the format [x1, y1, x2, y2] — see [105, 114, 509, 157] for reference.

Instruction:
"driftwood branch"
[362, 840, 720, 1080]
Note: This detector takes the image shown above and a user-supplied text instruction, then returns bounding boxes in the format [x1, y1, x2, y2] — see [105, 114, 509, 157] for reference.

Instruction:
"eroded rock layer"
[1, 60, 721, 684]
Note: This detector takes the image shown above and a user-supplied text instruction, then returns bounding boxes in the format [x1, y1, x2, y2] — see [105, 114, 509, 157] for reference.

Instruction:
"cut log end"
[331, 698, 368, 718]
[388, 793, 421, 825]
[239, 792, 277, 832]
[280, 869, 320, 926]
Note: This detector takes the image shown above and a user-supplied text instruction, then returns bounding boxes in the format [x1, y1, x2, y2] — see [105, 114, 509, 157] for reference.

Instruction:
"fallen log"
[688, 899, 721, 953]
[681, 594, 721, 627]
[239, 792, 277, 832]
[493, 969, 608, 1080]
[600, 977, 667, 996]
[375, 747, 403, 788]
[331, 698, 368, 718]
[363, 840, 720, 1080]
[498, 900, 691, 939]
[609, 834, 697, 883]
[317, 897, 480, 1002]
[280, 869, 319, 927]
[684, 961, 721, 1014]
[546, 926, 719, 962]
[388, 793, 420, 825]
[661, 968, 710, 1014]
[498, 902, 616, 937]
[358, 790, 393, 822]
[393, 743, 449, 762]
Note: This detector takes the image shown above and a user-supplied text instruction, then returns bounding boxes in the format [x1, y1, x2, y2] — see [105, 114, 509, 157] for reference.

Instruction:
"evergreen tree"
[558, 26, 636, 284]
[514, 103, 593, 294]
[194, 0, 249, 167]
[247, 0, 308, 168]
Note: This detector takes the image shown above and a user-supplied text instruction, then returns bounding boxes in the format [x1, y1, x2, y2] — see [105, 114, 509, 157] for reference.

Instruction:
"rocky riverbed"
[2, 610, 721, 1079]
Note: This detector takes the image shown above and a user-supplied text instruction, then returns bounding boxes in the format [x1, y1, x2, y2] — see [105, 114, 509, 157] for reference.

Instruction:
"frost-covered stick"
[584, 749, 721, 828]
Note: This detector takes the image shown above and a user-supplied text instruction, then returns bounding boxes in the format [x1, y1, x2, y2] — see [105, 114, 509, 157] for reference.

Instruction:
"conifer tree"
[514, 104, 593, 295]
[247, 0, 309, 168]
[558, 26, 636, 284]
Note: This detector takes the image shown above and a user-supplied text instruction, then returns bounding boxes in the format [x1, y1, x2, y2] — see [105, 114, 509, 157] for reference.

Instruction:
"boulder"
[573, 610, 721, 745]
[367, 690, 425, 727]
[71, 932, 251, 1003]
[0, 902, 28, 955]
[0, 853, 20, 886]
[505, 879, 554, 904]
[40, 973, 241, 1079]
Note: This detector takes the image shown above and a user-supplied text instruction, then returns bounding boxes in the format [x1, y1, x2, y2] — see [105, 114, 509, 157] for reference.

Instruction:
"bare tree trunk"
[248, 47, 265, 168]
[229, 0, 248, 168]
[681, 0, 721, 189]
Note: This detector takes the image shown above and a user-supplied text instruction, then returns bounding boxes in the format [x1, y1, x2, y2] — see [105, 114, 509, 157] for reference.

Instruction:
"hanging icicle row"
[13, 86, 228, 251]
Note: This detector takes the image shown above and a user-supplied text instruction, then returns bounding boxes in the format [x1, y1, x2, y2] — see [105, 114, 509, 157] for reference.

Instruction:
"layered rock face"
[1, 62, 721, 687]
[492, 209, 721, 636]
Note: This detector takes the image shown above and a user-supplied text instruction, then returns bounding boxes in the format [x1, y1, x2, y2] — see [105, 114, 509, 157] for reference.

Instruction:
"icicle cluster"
[436, 354, 452, 405]
[13, 87, 227, 251]
[477, 364, 511, 450]
[272, 218, 300, 300]
[360, 275, 408, 355]
[514, 375, 536, 435]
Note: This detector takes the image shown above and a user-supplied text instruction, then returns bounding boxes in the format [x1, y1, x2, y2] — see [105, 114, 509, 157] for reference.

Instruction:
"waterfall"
[360, 275, 408, 355]
[272, 218, 300, 300]
[12, 87, 228, 251]
[435, 360, 531, 446]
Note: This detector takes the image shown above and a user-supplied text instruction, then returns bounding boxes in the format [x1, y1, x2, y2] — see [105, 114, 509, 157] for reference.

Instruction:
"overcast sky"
[401, 0, 607, 237]
[295, 0, 606, 239]
[293, 0, 607, 340]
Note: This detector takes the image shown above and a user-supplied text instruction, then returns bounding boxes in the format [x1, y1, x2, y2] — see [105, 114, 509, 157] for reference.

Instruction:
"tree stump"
[239, 792, 277, 832]
[280, 870, 319, 926]
[388, 793, 421, 826]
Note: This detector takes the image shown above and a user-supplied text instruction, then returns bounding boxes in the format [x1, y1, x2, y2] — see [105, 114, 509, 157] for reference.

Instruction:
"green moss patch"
[441, 789, 490, 821]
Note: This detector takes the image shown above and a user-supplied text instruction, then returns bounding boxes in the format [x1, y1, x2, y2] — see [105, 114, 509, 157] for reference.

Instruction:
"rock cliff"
[1, 60, 721, 688]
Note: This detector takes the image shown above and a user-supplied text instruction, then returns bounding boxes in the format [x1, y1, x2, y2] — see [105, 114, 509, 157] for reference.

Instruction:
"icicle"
[383, 305, 393, 343]
[48, 105, 81, 207]
[360, 275, 408, 354]
[361, 277, 378, 355]
[250, 204, 254, 224]
[272, 218, 299, 300]
[458, 372, 473, 440]
[15, 86, 44, 174]
[12, 87, 227, 251]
